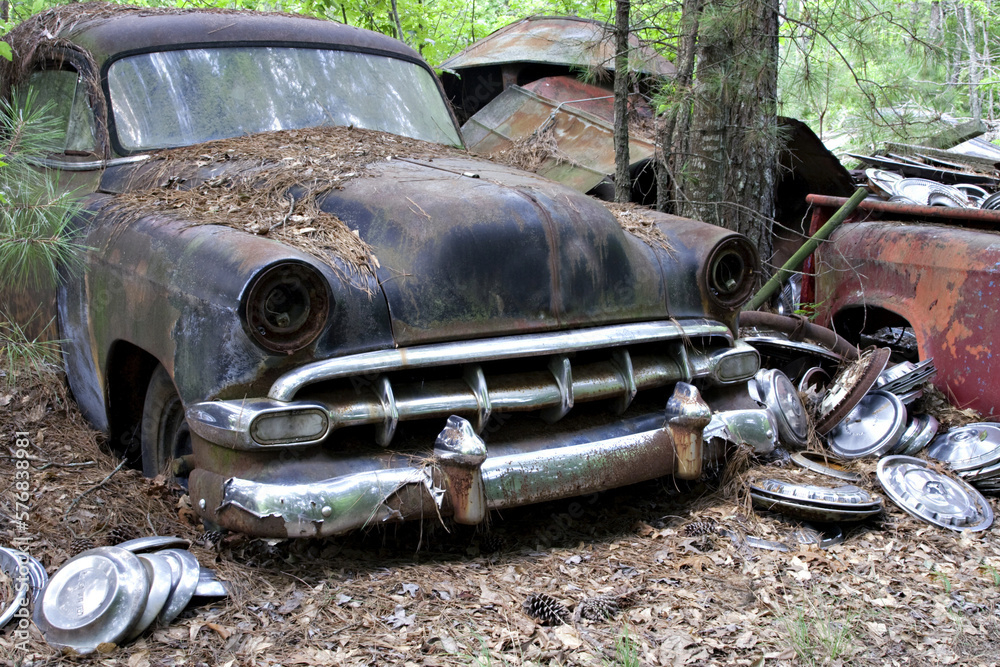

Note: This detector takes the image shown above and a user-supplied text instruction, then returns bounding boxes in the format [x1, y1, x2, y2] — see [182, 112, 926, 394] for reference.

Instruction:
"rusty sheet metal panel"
[807, 194, 1000, 416]
[521, 76, 618, 123]
[462, 84, 655, 194]
[439, 15, 676, 78]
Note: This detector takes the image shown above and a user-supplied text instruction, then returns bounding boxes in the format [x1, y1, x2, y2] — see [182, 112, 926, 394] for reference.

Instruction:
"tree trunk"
[613, 0, 631, 204]
[961, 3, 982, 121]
[674, 0, 780, 266]
[390, 0, 406, 45]
[656, 0, 703, 213]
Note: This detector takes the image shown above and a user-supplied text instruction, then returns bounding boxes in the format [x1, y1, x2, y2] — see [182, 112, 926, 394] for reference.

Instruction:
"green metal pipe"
[745, 186, 868, 311]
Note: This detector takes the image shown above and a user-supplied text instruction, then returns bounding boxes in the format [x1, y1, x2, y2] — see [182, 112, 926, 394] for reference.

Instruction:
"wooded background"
[2, 0, 997, 263]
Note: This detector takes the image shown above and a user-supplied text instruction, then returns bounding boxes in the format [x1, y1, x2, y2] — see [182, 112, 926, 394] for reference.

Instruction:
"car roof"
[439, 15, 676, 78]
[5, 4, 420, 68]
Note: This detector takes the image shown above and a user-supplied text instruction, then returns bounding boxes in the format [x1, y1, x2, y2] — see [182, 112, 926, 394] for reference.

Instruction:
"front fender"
[60, 195, 393, 421]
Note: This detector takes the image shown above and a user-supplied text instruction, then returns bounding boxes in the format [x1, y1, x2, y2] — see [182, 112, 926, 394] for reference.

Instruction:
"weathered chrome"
[462, 364, 492, 433]
[208, 468, 444, 537]
[703, 409, 778, 454]
[193, 568, 230, 598]
[115, 536, 192, 553]
[749, 491, 883, 522]
[877, 455, 993, 532]
[374, 375, 399, 447]
[434, 416, 488, 525]
[34, 547, 149, 654]
[26, 154, 150, 171]
[541, 355, 574, 423]
[128, 554, 172, 641]
[268, 320, 733, 401]
[192, 400, 710, 538]
[753, 479, 882, 509]
[0, 548, 46, 629]
[188, 331, 758, 450]
[186, 400, 331, 450]
[927, 423, 1000, 472]
[877, 359, 937, 395]
[826, 390, 907, 459]
[751, 368, 809, 447]
[665, 383, 710, 480]
[610, 348, 637, 414]
[895, 414, 940, 456]
[790, 451, 862, 482]
[157, 549, 201, 626]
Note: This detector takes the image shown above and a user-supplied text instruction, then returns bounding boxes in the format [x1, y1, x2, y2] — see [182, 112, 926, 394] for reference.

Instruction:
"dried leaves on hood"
[101, 126, 464, 281]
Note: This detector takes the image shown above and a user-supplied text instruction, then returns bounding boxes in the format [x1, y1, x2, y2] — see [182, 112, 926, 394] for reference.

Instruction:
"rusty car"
[1, 5, 764, 538]
[803, 194, 1000, 418]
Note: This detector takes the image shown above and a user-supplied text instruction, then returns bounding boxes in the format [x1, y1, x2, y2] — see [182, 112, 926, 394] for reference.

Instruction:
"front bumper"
[185, 320, 757, 537]
[189, 383, 716, 538]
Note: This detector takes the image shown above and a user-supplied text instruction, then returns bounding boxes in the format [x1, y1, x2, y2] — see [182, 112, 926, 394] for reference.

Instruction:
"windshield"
[107, 46, 462, 151]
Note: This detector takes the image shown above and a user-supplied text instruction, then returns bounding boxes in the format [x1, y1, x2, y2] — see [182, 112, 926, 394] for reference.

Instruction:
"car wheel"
[141, 364, 192, 481]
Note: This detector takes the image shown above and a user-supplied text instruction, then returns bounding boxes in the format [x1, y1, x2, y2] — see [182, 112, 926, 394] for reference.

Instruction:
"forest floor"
[2, 369, 999, 667]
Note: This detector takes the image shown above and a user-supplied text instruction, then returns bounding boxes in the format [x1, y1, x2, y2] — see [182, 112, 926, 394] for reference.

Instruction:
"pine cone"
[614, 590, 640, 610]
[201, 529, 225, 550]
[69, 537, 96, 557]
[683, 519, 718, 537]
[578, 594, 619, 621]
[105, 523, 141, 546]
[522, 593, 568, 626]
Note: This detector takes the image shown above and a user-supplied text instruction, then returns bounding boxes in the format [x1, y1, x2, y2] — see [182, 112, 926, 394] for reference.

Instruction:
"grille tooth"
[540, 355, 574, 424]
[374, 375, 398, 446]
[610, 348, 637, 414]
[463, 364, 492, 433]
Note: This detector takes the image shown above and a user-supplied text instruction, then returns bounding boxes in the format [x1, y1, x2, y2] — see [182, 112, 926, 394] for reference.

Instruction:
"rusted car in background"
[1, 5, 763, 538]
[804, 194, 1000, 417]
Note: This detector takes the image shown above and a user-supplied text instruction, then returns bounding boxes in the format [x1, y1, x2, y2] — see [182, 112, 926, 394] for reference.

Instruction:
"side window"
[23, 67, 98, 154]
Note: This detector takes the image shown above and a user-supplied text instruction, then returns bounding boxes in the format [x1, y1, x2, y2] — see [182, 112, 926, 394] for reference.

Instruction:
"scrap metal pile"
[735, 314, 996, 548]
[864, 169, 1000, 209]
[851, 141, 1000, 208]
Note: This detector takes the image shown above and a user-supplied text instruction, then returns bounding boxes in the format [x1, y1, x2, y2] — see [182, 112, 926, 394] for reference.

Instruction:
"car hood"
[101, 151, 671, 347]
[317, 156, 670, 345]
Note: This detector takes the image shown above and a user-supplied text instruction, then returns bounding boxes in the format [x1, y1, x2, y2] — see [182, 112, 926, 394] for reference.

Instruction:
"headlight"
[242, 261, 330, 353]
[705, 236, 758, 307]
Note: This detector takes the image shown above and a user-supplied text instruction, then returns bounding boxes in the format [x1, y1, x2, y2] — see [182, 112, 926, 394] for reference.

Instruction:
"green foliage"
[0, 90, 86, 292]
[0, 86, 86, 380]
[0, 310, 61, 383]
[782, 606, 856, 665]
[778, 0, 1000, 152]
[606, 624, 641, 666]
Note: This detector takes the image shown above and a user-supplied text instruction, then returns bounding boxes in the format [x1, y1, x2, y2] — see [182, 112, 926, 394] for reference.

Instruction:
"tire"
[140, 364, 192, 480]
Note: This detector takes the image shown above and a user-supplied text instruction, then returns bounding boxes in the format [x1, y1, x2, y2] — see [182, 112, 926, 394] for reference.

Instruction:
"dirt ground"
[1, 368, 999, 667]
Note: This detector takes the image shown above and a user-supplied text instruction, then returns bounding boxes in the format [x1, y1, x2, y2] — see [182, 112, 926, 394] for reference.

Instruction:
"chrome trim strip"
[268, 320, 732, 401]
[187, 340, 760, 450]
[26, 154, 150, 171]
